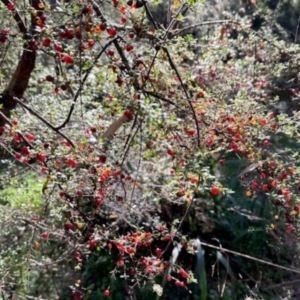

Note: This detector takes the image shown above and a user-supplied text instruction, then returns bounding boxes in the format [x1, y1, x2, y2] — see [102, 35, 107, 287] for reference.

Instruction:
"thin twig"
[200, 241, 300, 275]
[56, 38, 117, 130]
[12, 97, 75, 147]
[162, 47, 201, 147]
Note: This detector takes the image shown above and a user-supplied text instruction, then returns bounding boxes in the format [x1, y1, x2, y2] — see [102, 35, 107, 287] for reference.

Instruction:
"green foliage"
[0, 172, 42, 209]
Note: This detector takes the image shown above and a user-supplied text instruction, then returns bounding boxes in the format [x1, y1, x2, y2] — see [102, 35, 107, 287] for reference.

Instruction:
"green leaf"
[216, 251, 236, 282]
[194, 239, 207, 300]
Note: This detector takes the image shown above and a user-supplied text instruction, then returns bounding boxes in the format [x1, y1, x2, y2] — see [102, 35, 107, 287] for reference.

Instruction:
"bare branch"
[162, 47, 201, 147]
[56, 38, 117, 130]
[13, 97, 75, 148]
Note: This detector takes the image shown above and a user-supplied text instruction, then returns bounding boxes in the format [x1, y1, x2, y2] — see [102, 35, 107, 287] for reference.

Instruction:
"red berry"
[167, 149, 176, 156]
[46, 75, 55, 82]
[77, 190, 83, 196]
[82, 6, 93, 14]
[104, 290, 110, 297]
[116, 75, 123, 86]
[7, 2, 15, 10]
[179, 268, 188, 278]
[63, 55, 74, 64]
[2, 29, 9, 35]
[100, 23, 107, 31]
[28, 39, 39, 50]
[27, 134, 34, 141]
[206, 136, 214, 145]
[22, 158, 28, 164]
[210, 186, 220, 196]
[108, 27, 117, 37]
[65, 222, 74, 230]
[37, 153, 46, 162]
[155, 248, 162, 255]
[74, 251, 81, 258]
[89, 240, 96, 247]
[175, 280, 183, 287]
[146, 268, 153, 274]
[15, 153, 22, 160]
[67, 158, 77, 167]
[117, 259, 124, 266]
[127, 247, 135, 254]
[120, 17, 127, 24]
[40, 14, 46, 22]
[130, 268, 136, 275]
[65, 28, 74, 39]
[197, 90, 204, 97]
[60, 30, 67, 39]
[294, 206, 300, 213]
[282, 189, 290, 196]
[164, 234, 172, 240]
[260, 119, 267, 126]
[42, 37, 51, 47]
[112, 0, 119, 7]
[13, 135, 21, 143]
[107, 49, 114, 56]
[21, 146, 30, 155]
[126, 44, 134, 51]
[41, 232, 49, 240]
[87, 39, 94, 47]
[54, 42, 63, 52]
[167, 276, 172, 282]
[124, 110, 133, 120]
[40, 166, 47, 173]
[0, 35, 7, 43]
[218, 159, 224, 165]
[95, 198, 103, 205]
[12, 119, 18, 126]
[70, 290, 77, 297]
[99, 155, 107, 163]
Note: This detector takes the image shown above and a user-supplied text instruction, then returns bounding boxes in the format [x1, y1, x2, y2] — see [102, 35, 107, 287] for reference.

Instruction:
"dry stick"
[12, 97, 75, 148]
[164, 3, 189, 39]
[56, 38, 117, 130]
[263, 279, 300, 290]
[200, 241, 300, 275]
[142, 90, 181, 108]
[141, 0, 159, 30]
[120, 117, 140, 166]
[162, 47, 201, 148]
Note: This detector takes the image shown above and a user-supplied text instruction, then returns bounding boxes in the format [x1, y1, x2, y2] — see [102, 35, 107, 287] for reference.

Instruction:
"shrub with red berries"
[0, 1, 300, 299]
